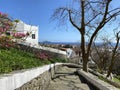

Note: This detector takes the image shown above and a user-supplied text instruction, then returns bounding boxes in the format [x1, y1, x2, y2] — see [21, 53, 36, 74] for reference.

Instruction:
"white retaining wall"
[19, 42, 67, 56]
[0, 63, 62, 90]
[38, 46, 66, 55]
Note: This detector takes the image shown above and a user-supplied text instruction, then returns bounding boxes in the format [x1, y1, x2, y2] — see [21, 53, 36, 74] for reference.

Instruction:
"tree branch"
[68, 10, 81, 32]
[87, 0, 112, 56]
[85, 13, 102, 26]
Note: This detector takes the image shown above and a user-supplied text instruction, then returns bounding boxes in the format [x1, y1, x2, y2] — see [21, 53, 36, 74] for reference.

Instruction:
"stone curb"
[77, 70, 119, 90]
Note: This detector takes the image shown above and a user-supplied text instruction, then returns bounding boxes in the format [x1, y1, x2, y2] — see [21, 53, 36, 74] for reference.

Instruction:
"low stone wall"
[0, 63, 62, 90]
[88, 69, 120, 89]
[77, 70, 119, 90]
[15, 71, 51, 90]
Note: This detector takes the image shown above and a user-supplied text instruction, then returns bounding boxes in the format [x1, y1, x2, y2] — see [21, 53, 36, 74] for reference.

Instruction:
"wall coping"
[0, 63, 62, 90]
[78, 70, 119, 90]
[36, 46, 67, 55]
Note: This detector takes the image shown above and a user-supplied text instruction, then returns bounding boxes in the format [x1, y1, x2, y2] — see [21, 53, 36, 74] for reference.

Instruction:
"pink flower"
[13, 32, 26, 38]
[0, 28, 4, 33]
[0, 12, 12, 36]
[36, 52, 51, 60]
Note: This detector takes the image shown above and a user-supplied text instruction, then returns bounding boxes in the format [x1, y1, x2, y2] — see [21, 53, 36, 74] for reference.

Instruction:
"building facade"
[14, 20, 39, 46]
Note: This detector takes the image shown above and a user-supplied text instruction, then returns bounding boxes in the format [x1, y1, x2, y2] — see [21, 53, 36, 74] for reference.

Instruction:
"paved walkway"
[48, 66, 91, 90]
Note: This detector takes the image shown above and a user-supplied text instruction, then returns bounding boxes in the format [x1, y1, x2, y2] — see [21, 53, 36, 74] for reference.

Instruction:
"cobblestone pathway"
[48, 66, 91, 90]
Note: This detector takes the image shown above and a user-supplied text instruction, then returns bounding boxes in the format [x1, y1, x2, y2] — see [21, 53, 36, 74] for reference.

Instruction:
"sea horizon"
[39, 41, 120, 47]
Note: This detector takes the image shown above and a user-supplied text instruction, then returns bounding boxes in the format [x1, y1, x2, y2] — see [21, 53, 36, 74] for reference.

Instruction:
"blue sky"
[0, 0, 119, 42]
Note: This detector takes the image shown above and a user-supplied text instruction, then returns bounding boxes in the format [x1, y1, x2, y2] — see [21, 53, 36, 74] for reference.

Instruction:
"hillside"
[0, 47, 66, 74]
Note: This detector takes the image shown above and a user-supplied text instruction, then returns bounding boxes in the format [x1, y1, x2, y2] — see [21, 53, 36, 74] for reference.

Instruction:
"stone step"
[58, 76, 81, 83]
[65, 75, 79, 79]
[48, 82, 72, 90]
[50, 80, 68, 85]
[49, 66, 90, 90]
[57, 66, 76, 72]
[49, 82, 89, 90]
[74, 83, 90, 90]
[51, 78, 81, 85]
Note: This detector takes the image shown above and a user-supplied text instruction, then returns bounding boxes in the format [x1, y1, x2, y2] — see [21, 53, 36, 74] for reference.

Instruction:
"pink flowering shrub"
[13, 32, 26, 38]
[35, 52, 51, 60]
[34, 51, 66, 63]
[0, 12, 28, 49]
[0, 36, 15, 49]
[0, 12, 14, 49]
[0, 12, 13, 35]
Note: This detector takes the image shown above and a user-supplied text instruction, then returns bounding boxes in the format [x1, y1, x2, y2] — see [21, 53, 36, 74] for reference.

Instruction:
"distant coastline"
[39, 41, 120, 47]
[39, 41, 80, 45]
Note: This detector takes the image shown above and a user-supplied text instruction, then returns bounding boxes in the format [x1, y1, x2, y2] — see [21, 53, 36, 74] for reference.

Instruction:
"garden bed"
[0, 48, 66, 74]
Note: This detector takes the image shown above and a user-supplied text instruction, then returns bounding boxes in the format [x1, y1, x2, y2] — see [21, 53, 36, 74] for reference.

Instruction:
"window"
[32, 34, 35, 39]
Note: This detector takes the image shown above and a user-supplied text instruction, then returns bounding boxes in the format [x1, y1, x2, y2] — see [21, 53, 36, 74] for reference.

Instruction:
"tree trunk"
[83, 56, 88, 72]
[106, 63, 113, 78]
[106, 58, 116, 78]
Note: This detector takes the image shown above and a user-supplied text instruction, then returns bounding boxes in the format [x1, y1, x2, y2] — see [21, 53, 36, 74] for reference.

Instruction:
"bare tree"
[106, 31, 120, 77]
[90, 30, 120, 77]
[90, 41, 110, 74]
[52, 0, 120, 72]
